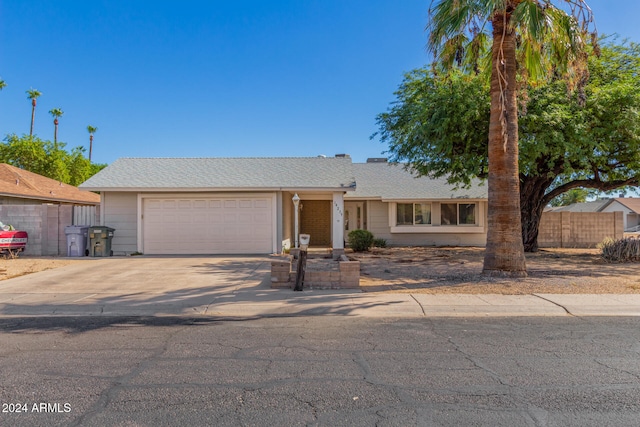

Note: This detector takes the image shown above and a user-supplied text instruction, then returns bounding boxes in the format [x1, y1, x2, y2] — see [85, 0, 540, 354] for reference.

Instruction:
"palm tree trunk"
[89, 134, 93, 162]
[54, 118, 58, 149]
[30, 99, 36, 137]
[482, 8, 527, 276]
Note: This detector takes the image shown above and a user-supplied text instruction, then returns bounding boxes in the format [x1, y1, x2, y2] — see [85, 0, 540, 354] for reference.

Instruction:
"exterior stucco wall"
[366, 200, 488, 246]
[102, 192, 138, 255]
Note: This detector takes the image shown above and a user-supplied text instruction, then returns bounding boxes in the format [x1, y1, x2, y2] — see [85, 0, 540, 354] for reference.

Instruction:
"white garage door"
[143, 196, 274, 254]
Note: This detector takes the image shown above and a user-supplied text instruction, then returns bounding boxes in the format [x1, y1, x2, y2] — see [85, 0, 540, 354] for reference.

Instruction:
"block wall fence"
[538, 211, 624, 248]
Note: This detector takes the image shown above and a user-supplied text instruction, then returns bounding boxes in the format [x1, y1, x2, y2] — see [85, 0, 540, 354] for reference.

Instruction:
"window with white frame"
[396, 203, 432, 226]
[441, 202, 476, 225]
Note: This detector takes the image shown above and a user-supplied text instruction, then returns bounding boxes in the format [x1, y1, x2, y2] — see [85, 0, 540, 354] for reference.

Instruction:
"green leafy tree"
[548, 189, 590, 208]
[0, 134, 106, 185]
[426, 0, 596, 276]
[49, 108, 64, 148]
[86, 125, 97, 162]
[376, 41, 640, 252]
[26, 88, 42, 137]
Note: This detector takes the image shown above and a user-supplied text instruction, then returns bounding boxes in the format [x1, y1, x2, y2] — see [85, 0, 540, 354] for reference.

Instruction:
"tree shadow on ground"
[0, 256, 407, 333]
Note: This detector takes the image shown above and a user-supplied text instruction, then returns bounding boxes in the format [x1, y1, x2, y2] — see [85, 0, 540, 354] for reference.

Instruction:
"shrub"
[348, 229, 375, 252]
[598, 236, 640, 263]
[372, 237, 387, 248]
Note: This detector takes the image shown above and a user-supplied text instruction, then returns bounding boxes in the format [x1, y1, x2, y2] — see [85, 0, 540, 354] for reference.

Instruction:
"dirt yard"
[2, 248, 640, 294]
[350, 247, 640, 294]
[0, 257, 83, 281]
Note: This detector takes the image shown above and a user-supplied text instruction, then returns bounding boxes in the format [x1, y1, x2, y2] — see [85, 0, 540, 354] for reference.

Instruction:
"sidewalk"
[2, 288, 640, 318]
[184, 292, 640, 318]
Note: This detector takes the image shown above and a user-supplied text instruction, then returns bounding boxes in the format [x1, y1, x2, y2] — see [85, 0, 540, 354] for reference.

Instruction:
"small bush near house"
[372, 237, 387, 248]
[348, 229, 375, 252]
[598, 237, 640, 263]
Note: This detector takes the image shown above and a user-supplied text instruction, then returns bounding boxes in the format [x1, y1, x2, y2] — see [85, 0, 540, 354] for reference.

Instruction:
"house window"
[459, 203, 476, 225]
[441, 203, 458, 225]
[441, 202, 476, 225]
[396, 203, 432, 226]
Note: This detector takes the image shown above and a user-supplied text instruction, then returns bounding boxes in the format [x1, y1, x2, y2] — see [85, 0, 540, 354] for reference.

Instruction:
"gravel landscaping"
[350, 247, 640, 294]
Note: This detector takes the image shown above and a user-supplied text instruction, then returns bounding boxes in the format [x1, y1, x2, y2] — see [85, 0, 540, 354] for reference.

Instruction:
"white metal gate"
[73, 205, 99, 226]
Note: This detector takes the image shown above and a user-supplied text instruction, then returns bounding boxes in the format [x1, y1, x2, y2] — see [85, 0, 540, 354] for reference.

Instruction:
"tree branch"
[543, 176, 640, 205]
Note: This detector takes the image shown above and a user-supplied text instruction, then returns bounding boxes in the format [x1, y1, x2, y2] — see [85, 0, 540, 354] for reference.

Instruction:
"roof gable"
[0, 164, 100, 204]
[613, 197, 640, 214]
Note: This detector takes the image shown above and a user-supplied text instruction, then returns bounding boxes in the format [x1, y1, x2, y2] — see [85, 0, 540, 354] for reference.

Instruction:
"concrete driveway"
[0, 256, 276, 317]
[0, 256, 418, 318]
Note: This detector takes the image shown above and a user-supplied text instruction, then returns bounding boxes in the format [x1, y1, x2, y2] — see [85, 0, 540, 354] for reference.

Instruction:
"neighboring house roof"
[79, 157, 357, 192]
[0, 163, 100, 205]
[550, 199, 614, 213]
[346, 162, 487, 200]
[612, 197, 640, 214]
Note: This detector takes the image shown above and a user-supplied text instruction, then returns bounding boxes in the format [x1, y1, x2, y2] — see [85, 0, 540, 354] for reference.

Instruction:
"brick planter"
[270, 255, 360, 290]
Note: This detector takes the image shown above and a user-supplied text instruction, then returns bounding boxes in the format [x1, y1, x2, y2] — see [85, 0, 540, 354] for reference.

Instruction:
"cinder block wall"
[539, 211, 623, 248]
[0, 204, 73, 255]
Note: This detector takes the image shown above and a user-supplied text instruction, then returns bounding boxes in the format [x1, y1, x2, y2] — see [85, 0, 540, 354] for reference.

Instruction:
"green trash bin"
[88, 226, 115, 257]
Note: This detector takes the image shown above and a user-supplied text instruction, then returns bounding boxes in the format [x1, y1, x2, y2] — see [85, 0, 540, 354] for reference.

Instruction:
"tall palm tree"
[26, 88, 42, 137]
[0, 79, 6, 91]
[49, 108, 64, 148]
[87, 125, 98, 162]
[427, 0, 595, 276]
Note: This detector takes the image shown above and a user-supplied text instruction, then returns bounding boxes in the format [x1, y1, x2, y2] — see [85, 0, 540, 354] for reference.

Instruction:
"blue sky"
[1, 0, 639, 165]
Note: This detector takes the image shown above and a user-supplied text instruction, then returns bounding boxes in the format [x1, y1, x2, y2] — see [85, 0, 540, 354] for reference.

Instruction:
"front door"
[299, 200, 332, 246]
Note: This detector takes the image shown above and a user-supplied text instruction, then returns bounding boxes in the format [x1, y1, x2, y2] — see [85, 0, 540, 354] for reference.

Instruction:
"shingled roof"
[0, 163, 100, 204]
[346, 162, 487, 200]
[79, 157, 357, 191]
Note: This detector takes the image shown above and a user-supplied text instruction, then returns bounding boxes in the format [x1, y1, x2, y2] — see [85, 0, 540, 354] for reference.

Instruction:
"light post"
[292, 193, 300, 248]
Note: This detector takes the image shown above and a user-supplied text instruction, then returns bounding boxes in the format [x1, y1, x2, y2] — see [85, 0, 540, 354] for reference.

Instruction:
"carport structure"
[80, 157, 356, 256]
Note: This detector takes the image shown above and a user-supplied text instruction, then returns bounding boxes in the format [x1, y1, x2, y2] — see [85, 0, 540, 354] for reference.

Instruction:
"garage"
[142, 195, 274, 254]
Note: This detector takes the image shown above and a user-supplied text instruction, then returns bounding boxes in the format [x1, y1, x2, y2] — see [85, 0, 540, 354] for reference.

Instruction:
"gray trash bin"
[88, 226, 115, 257]
[65, 225, 89, 257]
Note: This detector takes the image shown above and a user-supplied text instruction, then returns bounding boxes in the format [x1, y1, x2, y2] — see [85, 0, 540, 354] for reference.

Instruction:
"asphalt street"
[1, 316, 639, 426]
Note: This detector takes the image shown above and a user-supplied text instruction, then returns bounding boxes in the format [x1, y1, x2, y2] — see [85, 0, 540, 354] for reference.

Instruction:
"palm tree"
[427, 0, 595, 276]
[49, 108, 64, 148]
[26, 88, 42, 137]
[0, 79, 6, 91]
[87, 125, 98, 162]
